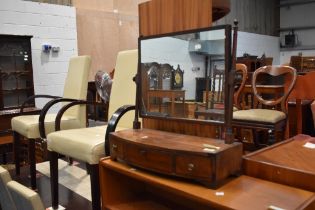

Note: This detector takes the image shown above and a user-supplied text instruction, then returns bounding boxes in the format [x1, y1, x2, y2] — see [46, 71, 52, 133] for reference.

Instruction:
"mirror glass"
[139, 25, 231, 124]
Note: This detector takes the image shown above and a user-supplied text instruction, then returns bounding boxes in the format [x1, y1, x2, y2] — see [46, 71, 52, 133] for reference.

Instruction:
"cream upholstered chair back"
[7, 181, 45, 210]
[108, 49, 138, 128]
[62, 55, 91, 128]
[0, 166, 16, 210]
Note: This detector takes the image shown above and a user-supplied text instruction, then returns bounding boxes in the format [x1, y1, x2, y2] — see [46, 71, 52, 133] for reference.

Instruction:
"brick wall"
[0, 0, 78, 111]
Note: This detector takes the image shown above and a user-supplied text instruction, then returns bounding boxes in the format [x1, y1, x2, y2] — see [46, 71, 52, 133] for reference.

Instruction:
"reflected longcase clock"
[172, 65, 184, 89]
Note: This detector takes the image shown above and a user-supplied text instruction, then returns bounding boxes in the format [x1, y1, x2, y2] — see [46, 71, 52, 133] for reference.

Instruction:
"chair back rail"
[234, 63, 248, 109]
[252, 65, 297, 113]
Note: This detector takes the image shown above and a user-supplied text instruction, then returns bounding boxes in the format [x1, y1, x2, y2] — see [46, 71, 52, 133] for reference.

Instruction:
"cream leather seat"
[0, 166, 44, 210]
[7, 181, 45, 210]
[47, 49, 138, 210]
[0, 166, 16, 210]
[11, 56, 91, 190]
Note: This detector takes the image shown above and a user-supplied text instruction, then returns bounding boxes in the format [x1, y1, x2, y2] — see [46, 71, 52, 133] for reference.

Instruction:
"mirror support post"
[133, 73, 141, 129]
[225, 20, 239, 144]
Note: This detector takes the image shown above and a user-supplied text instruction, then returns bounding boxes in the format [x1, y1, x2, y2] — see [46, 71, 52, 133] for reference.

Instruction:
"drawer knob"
[187, 163, 194, 171]
[112, 144, 118, 151]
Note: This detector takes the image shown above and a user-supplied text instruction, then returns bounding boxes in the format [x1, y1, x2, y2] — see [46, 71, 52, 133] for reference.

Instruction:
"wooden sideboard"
[100, 158, 315, 210]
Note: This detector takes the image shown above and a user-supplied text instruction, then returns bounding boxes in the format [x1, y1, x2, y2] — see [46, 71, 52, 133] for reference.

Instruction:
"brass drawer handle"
[188, 163, 194, 171]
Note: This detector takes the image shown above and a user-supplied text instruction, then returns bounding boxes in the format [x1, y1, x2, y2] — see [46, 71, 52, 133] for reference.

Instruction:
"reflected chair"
[233, 65, 297, 148]
[194, 64, 247, 121]
[0, 166, 45, 210]
[11, 56, 91, 189]
[47, 50, 138, 210]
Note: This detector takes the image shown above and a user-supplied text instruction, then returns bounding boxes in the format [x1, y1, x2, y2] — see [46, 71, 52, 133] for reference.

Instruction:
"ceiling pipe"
[279, 26, 315, 32]
[280, 0, 315, 7]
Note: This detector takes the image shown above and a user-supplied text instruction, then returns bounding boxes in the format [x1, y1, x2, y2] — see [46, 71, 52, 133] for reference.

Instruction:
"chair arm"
[54, 100, 105, 131]
[20, 94, 61, 113]
[104, 105, 135, 156]
[38, 98, 80, 139]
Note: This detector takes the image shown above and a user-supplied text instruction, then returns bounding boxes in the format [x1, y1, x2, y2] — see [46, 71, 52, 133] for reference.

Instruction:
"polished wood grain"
[139, 0, 213, 37]
[243, 134, 315, 192]
[109, 128, 242, 187]
[100, 158, 315, 210]
[143, 118, 222, 138]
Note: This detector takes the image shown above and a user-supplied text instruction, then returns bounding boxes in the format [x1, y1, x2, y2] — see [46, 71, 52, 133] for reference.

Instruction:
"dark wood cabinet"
[0, 35, 35, 110]
[0, 35, 38, 162]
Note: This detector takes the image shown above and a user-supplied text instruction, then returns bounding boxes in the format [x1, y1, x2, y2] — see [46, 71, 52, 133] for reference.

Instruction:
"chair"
[233, 65, 297, 148]
[7, 181, 45, 210]
[11, 55, 91, 189]
[47, 49, 138, 210]
[0, 166, 44, 210]
[0, 166, 16, 210]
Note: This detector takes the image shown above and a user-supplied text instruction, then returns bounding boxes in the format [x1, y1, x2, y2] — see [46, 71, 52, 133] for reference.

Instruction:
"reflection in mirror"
[139, 25, 231, 123]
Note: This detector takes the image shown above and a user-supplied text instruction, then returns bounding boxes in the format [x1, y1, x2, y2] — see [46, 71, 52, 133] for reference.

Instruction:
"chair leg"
[49, 151, 59, 209]
[88, 163, 101, 210]
[13, 131, 20, 175]
[28, 139, 36, 190]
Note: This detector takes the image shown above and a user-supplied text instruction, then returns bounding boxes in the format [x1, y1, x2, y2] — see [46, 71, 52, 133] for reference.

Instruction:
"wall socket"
[192, 67, 200, 71]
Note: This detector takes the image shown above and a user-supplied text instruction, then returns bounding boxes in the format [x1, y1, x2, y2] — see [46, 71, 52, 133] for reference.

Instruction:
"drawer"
[175, 155, 212, 179]
[124, 144, 172, 173]
[109, 139, 124, 160]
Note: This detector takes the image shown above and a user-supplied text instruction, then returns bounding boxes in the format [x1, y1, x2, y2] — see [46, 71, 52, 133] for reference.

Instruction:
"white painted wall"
[280, 2, 315, 64]
[237, 31, 280, 65]
[141, 37, 206, 100]
[0, 0, 78, 111]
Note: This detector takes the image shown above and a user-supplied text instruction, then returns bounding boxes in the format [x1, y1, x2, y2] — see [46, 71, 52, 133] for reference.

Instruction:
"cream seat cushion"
[233, 109, 286, 123]
[7, 181, 44, 210]
[47, 125, 126, 165]
[11, 114, 82, 139]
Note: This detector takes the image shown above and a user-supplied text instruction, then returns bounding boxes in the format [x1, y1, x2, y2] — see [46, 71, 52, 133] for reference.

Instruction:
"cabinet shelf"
[2, 88, 33, 94]
[0, 54, 28, 57]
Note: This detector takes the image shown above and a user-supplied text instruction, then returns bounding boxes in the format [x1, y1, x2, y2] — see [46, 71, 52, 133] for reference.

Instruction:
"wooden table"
[147, 89, 185, 116]
[100, 158, 315, 210]
[244, 134, 315, 192]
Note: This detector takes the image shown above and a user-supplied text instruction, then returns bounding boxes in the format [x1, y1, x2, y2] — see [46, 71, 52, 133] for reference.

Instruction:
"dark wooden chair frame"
[48, 99, 135, 210]
[232, 65, 297, 149]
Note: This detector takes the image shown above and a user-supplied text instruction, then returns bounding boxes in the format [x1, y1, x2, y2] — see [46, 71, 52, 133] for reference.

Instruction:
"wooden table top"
[100, 158, 315, 210]
[244, 134, 315, 173]
[110, 128, 238, 155]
